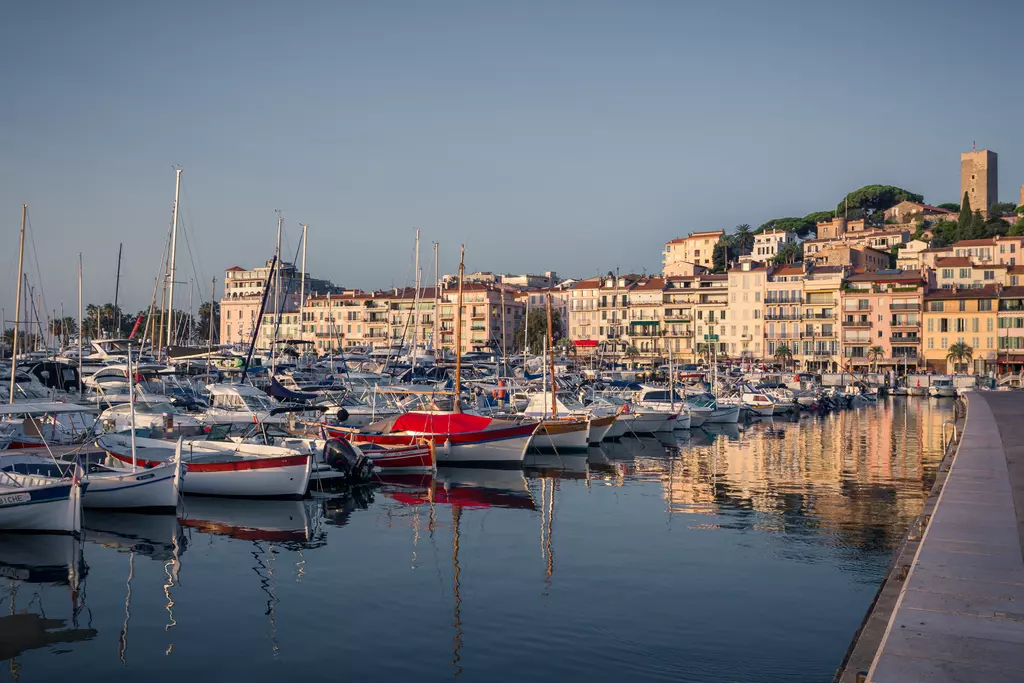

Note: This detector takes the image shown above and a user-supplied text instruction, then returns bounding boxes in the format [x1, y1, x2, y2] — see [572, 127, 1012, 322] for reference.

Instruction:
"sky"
[2, 0, 1022, 319]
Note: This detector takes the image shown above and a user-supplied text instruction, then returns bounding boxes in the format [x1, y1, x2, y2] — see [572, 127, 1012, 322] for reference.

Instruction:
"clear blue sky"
[2, 0, 1021, 317]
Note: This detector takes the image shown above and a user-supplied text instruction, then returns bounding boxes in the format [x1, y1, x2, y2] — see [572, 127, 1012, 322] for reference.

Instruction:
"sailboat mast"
[166, 168, 182, 350]
[412, 228, 420, 369]
[206, 277, 216, 386]
[272, 212, 282, 373]
[500, 285, 507, 378]
[8, 204, 26, 404]
[78, 255, 83, 398]
[669, 344, 675, 411]
[433, 241, 439, 355]
[113, 242, 123, 334]
[187, 278, 194, 345]
[547, 292, 556, 418]
[453, 245, 465, 413]
[300, 223, 307, 332]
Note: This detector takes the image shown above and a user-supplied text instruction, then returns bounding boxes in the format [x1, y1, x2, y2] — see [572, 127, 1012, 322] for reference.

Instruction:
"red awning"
[573, 339, 598, 348]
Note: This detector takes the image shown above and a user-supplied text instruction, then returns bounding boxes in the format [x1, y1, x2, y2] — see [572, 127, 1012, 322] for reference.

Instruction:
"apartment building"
[951, 237, 1024, 266]
[724, 263, 766, 359]
[628, 277, 666, 360]
[933, 258, 1006, 289]
[663, 277, 698, 358]
[743, 229, 794, 264]
[662, 230, 724, 275]
[895, 240, 930, 270]
[799, 265, 844, 372]
[840, 270, 924, 372]
[439, 284, 523, 356]
[921, 286, 999, 374]
[568, 274, 640, 355]
[693, 274, 729, 358]
[220, 260, 342, 346]
[764, 265, 805, 361]
[997, 286, 1024, 374]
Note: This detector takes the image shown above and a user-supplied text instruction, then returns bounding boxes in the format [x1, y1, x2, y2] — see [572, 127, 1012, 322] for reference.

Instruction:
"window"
[928, 338, 934, 349]
[956, 318, 966, 333]
[941, 269, 953, 279]
[959, 269, 970, 279]
[987, 318, 994, 332]
[988, 337, 994, 348]
[959, 300, 966, 312]
[984, 271, 995, 280]
[941, 337, 948, 349]
[226, 324, 231, 338]
[979, 300, 993, 311]
[928, 301, 944, 312]
[972, 318, 979, 333]
[927, 318, 934, 332]
[940, 318, 949, 333]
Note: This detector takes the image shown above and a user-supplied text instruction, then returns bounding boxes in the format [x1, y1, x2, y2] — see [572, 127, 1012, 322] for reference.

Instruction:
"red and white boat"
[359, 442, 436, 472]
[96, 434, 312, 498]
[324, 412, 538, 467]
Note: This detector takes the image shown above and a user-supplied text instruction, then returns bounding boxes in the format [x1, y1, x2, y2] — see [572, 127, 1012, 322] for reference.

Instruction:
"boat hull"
[531, 419, 590, 453]
[103, 447, 310, 498]
[587, 414, 617, 444]
[628, 413, 674, 435]
[362, 443, 435, 472]
[83, 463, 180, 510]
[0, 480, 83, 534]
[706, 405, 741, 423]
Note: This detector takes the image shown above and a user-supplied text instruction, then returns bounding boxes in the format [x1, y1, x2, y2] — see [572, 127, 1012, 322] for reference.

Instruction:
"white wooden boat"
[97, 434, 311, 498]
[928, 378, 956, 398]
[0, 471, 84, 534]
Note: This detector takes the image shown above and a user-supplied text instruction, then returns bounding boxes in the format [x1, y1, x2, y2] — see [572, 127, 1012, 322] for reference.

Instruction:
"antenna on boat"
[9, 204, 27, 404]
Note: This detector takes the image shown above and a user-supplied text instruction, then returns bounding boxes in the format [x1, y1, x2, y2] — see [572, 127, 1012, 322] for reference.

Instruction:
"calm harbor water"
[1, 398, 953, 683]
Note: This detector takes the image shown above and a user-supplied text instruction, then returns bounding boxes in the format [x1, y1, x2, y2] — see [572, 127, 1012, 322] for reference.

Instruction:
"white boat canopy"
[0, 402, 97, 416]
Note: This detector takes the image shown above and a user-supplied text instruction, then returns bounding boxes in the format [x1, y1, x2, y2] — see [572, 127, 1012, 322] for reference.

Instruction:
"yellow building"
[921, 285, 999, 374]
[799, 265, 844, 372]
[662, 230, 724, 275]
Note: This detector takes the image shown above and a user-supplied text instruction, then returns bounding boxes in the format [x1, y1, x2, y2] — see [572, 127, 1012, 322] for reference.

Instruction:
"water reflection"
[0, 398, 954, 682]
[0, 534, 95, 675]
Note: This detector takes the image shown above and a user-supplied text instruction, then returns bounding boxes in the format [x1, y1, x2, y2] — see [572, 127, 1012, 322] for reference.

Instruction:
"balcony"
[804, 312, 835, 320]
[890, 336, 920, 344]
[890, 303, 920, 311]
[766, 313, 801, 320]
[843, 339, 871, 346]
[767, 332, 795, 339]
[843, 305, 872, 313]
[890, 321, 920, 329]
[765, 298, 802, 305]
[842, 320, 871, 328]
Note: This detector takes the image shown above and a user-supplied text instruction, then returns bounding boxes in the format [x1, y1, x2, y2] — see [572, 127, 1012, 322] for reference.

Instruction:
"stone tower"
[961, 149, 998, 212]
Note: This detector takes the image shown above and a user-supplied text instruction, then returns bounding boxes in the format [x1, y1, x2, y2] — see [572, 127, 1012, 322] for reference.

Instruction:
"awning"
[573, 340, 598, 348]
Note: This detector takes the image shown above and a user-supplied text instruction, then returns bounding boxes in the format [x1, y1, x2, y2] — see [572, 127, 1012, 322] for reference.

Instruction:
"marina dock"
[862, 393, 1024, 681]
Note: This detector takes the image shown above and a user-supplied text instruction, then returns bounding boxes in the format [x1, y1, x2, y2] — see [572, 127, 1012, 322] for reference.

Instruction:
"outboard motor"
[332, 407, 350, 424]
[322, 439, 372, 482]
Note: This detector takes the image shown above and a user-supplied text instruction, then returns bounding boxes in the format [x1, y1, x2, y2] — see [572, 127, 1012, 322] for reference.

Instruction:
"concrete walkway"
[868, 392, 1024, 682]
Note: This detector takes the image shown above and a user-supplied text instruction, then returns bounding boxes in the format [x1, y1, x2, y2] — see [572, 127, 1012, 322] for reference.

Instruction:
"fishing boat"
[739, 390, 776, 417]
[0, 469, 85, 533]
[200, 383, 285, 432]
[633, 386, 689, 430]
[327, 412, 537, 466]
[0, 401, 96, 448]
[96, 433, 311, 498]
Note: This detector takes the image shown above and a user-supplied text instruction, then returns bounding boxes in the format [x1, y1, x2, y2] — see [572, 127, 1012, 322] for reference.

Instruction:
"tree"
[734, 224, 754, 255]
[946, 341, 974, 374]
[1010, 217, 1024, 237]
[515, 308, 563, 353]
[756, 216, 817, 237]
[772, 242, 803, 265]
[802, 210, 835, 225]
[696, 342, 713, 364]
[712, 242, 729, 272]
[868, 346, 885, 372]
[957, 192, 973, 240]
[198, 301, 221, 342]
[835, 185, 924, 223]
[989, 202, 1017, 216]
[937, 202, 960, 212]
[623, 345, 640, 365]
[49, 316, 78, 345]
[929, 219, 959, 247]
[773, 344, 793, 370]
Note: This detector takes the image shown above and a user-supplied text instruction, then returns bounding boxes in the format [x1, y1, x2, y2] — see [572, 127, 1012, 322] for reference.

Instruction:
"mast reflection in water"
[2, 399, 951, 683]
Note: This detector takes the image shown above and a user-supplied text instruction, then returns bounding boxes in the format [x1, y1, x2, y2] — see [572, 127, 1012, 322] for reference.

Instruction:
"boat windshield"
[243, 394, 274, 411]
[558, 394, 586, 410]
[136, 402, 177, 415]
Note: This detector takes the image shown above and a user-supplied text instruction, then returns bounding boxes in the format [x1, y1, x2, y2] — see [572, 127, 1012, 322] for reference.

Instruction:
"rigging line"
[24, 209, 51, 334]
[268, 237, 305, 346]
[178, 186, 208, 295]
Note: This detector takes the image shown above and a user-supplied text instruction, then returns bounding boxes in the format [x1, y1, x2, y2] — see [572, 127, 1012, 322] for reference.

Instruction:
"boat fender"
[334, 407, 350, 423]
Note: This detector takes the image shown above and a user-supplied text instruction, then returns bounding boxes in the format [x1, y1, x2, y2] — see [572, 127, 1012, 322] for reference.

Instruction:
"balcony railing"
[766, 313, 801, 320]
[890, 321, 920, 329]
[843, 305, 872, 312]
[842, 320, 871, 328]
[804, 313, 835, 320]
[890, 336, 920, 344]
[890, 303, 920, 311]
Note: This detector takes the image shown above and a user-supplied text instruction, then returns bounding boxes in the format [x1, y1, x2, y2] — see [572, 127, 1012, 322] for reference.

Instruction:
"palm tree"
[735, 224, 754, 255]
[696, 342, 713, 365]
[868, 345, 885, 373]
[946, 341, 974, 374]
[624, 345, 640, 367]
[773, 344, 793, 370]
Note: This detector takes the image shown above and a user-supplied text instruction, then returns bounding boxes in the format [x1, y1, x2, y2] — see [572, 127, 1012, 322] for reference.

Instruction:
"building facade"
[922, 286, 999, 374]
[840, 270, 924, 372]
[663, 230, 724, 275]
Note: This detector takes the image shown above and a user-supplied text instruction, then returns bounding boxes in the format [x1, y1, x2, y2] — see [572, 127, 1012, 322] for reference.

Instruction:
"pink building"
[840, 270, 925, 371]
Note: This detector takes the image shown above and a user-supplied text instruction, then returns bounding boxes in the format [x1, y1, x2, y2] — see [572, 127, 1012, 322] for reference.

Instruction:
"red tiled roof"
[935, 257, 974, 267]
[845, 270, 923, 283]
[924, 285, 1000, 300]
[999, 286, 1024, 298]
[226, 266, 246, 272]
[953, 238, 997, 247]
[631, 277, 666, 291]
